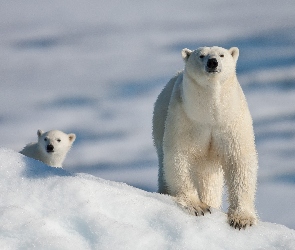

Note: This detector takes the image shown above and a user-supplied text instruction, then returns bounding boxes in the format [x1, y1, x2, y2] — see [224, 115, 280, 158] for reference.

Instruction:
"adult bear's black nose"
[47, 144, 54, 152]
[207, 58, 218, 69]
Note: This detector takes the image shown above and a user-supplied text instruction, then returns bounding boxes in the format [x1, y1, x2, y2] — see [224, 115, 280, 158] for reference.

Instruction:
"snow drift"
[1, 0, 295, 229]
[0, 148, 294, 249]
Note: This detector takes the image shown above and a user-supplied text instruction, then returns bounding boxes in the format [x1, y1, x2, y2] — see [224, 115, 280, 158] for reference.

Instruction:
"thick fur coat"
[152, 46, 258, 229]
[20, 129, 76, 168]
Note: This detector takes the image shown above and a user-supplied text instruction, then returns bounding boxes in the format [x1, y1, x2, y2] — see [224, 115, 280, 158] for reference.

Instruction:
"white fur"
[152, 46, 258, 229]
[20, 129, 76, 168]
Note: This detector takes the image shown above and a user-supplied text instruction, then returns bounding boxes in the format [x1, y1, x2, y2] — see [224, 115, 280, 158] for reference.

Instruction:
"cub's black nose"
[207, 58, 218, 69]
[47, 144, 54, 152]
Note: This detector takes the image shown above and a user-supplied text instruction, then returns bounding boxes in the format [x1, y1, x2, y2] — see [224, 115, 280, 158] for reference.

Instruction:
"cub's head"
[182, 46, 239, 85]
[37, 129, 76, 155]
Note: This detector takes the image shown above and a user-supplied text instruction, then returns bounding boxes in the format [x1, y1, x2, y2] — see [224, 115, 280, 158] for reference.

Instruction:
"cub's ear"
[181, 48, 192, 62]
[229, 47, 239, 62]
[37, 129, 43, 137]
[68, 133, 76, 143]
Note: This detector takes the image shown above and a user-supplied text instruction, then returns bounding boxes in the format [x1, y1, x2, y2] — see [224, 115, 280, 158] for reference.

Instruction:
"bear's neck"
[181, 73, 227, 124]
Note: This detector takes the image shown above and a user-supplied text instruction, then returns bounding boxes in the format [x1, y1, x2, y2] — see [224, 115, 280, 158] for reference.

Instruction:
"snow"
[1, 148, 295, 249]
[0, 0, 295, 242]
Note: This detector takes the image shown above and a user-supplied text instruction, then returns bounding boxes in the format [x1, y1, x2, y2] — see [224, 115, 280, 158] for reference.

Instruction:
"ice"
[0, 0, 295, 234]
[0, 148, 294, 249]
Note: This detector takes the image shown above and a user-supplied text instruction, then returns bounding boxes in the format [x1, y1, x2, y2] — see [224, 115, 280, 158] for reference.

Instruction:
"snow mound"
[0, 148, 294, 249]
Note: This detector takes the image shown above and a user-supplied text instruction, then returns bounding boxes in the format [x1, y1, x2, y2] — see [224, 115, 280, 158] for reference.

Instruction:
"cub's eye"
[199, 55, 205, 59]
[44, 138, 47, 141]
[220, 54, 224, 57]
[57, 139, 61, 142]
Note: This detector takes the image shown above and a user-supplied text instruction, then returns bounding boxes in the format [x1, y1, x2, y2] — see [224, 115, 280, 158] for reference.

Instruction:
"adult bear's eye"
[220, 54, 224, 57]
[57, 139, 61, 142]
[200, 55, 205, 59]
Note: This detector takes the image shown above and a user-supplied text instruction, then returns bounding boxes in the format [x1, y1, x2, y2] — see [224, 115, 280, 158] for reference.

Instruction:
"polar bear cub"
[152, 46, 258, 229]
[20, 129, 76, 168]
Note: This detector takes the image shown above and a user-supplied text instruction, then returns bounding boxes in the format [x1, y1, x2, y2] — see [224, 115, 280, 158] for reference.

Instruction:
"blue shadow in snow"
[69, 159, 158, 192]
[254, 112, 295, 145]
[70, 159, 157, 172]
[40, 96, 98, 109]
[243, 79, 295, 93]
[13, 37, 60, 50]
[115, 77, 168, 98]
[66, 130, 126, 147]
[274, 173, 295, 184]
[22, 157, 73, 179]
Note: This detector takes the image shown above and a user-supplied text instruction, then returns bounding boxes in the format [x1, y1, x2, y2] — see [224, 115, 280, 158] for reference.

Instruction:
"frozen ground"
[1, 148, 295, 249]
[0, 0, 295, 232]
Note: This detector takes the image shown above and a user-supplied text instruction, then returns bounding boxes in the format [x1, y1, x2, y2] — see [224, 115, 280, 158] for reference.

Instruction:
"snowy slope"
[0, 148, 295, 250]
[0, 0, 295, 229]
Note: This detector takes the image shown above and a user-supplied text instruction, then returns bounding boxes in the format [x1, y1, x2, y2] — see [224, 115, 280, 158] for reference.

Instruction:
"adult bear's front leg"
[224, 151, 258, 229]
[163, 149, 211, 217]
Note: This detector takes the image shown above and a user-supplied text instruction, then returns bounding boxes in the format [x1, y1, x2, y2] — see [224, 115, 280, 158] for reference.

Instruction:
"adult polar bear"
[152, 46, 258, 229]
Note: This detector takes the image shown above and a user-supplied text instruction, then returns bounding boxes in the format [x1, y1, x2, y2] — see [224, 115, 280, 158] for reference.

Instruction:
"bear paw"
[228, 211, 257, 230]
[190, 201, 211, 216]
[175, 196, 211, 216]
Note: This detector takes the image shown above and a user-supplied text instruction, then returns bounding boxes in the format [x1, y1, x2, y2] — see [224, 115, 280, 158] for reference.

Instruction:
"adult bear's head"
[182, 46, 239, 87]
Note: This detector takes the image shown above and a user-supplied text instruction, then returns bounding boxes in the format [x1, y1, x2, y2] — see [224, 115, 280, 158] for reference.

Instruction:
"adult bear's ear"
[37, 129, 43, 137]
[68, 133, 76, 143]
[182, 48, 192, 62]
[229, 47, 239, 63]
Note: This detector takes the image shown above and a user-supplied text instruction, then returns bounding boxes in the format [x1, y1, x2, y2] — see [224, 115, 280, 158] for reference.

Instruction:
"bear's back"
[19, 142, 40, 160]
[153, 72, 182, 147]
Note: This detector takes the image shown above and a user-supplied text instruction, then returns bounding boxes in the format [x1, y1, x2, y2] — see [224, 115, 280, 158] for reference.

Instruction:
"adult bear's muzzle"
[206, 58, 219, 72]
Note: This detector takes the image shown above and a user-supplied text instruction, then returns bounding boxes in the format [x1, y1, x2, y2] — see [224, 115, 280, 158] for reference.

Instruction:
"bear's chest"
[189, 122, 228, 159]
